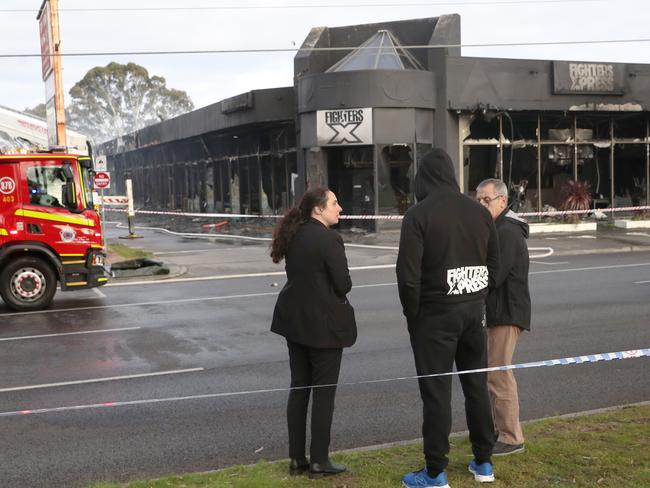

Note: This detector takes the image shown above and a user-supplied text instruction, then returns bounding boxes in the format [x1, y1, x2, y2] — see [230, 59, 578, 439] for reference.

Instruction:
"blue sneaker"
[468, 460, 495, 483]
[402, 468, 450, 488]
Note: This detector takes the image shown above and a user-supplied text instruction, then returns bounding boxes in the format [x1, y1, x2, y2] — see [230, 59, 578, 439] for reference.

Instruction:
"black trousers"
[286, 340, 343, 464]
[408, 300, 495, 475]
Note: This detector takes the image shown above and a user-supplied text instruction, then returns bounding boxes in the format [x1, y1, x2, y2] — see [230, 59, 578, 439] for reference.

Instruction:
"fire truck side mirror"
[61, 163, 82, 212]
[62, 182, 78, 211]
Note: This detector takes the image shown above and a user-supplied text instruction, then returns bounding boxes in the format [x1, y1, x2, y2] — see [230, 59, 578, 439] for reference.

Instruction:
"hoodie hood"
[501, 208, 530, 238]
[414, 148, 459, 201]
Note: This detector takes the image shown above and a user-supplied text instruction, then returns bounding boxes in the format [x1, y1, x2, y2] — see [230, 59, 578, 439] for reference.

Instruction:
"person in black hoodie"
[270, 187, 356, 478]
[398, 149, 499, 488]
[476, 178, 531, 457]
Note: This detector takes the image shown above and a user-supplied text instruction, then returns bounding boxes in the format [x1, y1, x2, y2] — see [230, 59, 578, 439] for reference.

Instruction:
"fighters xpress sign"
[317, 108, 373, 146]
[553, 61, 624, 95]
[446, 266, 489, 296]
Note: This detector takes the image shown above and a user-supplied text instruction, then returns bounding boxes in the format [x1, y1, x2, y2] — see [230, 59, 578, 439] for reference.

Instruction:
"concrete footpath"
[104, 219, 650, 281]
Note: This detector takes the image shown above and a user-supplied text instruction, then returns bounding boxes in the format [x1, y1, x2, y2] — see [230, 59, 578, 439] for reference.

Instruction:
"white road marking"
[0, 283, 398, 317]
[0, 327, 141, 342]
[2, 262, 648, 318]
[107, 272, 283, 287]
[528, 246, 554, 259]
[106, 264, 397, 287]
[346, 244, 398, 250]
[92, 287, 107, 298]
[153, 250, 212, 255]
[0, 292, 282, 317]
[530, 261, 569, 266]
[0, 368, 204, 393]
[626, 232, 650, 237]
[530, 262, 650, 275]
[634, 280, 650, 284]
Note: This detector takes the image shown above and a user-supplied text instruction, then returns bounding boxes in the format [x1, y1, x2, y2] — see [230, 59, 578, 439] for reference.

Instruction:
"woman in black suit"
[270, 187, 356, 478]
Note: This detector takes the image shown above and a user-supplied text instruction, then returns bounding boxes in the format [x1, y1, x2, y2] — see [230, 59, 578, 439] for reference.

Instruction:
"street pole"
[37, 0, 66, 148]
[50, 0, 66, 147]
[120, 176, 142, 239]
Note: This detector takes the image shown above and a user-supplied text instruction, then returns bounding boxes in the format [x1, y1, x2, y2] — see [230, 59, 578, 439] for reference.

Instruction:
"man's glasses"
[477, 195, 504, 205]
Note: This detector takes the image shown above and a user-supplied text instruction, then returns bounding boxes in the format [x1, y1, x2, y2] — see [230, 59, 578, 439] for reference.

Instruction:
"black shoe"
[289, 458, 309, 475]
[309, 460, 347, 478]
[492, 440, 525, 456]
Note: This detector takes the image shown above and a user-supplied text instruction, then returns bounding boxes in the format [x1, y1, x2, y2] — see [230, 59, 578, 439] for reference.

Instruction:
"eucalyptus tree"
[68, 62, 194, 143]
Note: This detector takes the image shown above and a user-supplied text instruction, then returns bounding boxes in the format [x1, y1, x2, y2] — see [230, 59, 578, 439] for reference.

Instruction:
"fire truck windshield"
[27, 166, 69, 208]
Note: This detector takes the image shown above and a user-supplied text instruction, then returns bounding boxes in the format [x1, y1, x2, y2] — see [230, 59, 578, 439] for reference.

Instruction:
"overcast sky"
[0, 0, 647, 114]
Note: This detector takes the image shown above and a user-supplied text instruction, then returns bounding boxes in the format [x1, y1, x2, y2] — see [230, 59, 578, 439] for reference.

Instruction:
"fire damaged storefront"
[102, 14, 650, 223]
[453, 59, 650, 212]
[295, 15, 650, 223]
[102, 88, 297, 215]
[293, 18, 448, 229]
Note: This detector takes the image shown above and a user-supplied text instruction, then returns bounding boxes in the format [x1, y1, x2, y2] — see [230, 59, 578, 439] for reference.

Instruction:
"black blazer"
[271, 218, 356, 349]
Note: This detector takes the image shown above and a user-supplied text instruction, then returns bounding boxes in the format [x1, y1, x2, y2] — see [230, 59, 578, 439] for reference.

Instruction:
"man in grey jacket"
[476, 178, 531, 456]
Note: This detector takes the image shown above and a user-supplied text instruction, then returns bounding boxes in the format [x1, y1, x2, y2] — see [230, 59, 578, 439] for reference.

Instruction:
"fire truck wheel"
[0, 257, 57, 311]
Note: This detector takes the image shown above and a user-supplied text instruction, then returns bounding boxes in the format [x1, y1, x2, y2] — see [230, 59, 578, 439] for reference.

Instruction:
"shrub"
[560, 180, 592, 223]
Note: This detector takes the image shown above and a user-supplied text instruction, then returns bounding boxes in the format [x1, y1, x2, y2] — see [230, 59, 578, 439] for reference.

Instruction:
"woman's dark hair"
[270, 186, 330, 263]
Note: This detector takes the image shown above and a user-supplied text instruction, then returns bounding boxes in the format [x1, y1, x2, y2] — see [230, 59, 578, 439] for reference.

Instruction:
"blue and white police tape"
[1, 348, 647, 418]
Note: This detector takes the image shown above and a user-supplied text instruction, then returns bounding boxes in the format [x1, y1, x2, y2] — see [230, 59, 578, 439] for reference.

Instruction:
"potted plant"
[560, 180, 592, 223]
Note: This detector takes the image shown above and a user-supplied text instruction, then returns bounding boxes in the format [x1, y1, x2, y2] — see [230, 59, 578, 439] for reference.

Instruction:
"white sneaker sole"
[468, 466, 495, 483]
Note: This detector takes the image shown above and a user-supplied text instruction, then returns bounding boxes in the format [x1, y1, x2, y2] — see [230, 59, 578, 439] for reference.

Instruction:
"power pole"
[37, 0, 66, 148]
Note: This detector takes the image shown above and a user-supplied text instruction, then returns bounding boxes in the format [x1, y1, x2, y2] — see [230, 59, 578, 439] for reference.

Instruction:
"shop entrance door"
[326, 146, 375, 230]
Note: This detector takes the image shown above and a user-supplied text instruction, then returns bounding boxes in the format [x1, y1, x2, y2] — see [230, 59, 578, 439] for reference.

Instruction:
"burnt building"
[102, 14, 650, 223]
[101, 88, 297, 215]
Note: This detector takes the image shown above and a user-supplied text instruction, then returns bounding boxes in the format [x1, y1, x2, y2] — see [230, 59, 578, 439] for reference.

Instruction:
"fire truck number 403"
[0, 153, 110, 311]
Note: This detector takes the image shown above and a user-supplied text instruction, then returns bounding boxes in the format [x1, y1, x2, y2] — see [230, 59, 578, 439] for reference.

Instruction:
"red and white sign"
[100, 196, 128, 205]
[38, 1, 53, 81]
[0, 176, 16, 194]
[93, 171, 111, 189]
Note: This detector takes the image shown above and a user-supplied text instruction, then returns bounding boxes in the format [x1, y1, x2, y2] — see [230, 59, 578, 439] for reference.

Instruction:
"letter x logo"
[328, 122, 362, 144]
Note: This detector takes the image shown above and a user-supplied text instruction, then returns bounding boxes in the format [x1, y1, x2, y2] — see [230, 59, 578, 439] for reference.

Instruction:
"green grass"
[90, 404, 650, 487]
[108, 243, 152, 260]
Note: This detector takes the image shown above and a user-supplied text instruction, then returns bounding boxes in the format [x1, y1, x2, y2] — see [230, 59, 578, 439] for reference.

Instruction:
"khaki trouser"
[487, 325, 524, 445]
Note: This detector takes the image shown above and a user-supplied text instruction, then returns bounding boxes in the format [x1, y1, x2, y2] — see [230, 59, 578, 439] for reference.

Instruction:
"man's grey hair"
[477, 178, 508, 201]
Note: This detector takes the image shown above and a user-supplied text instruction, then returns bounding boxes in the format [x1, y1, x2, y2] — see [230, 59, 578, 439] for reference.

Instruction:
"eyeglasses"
[477, 195, 504, 205]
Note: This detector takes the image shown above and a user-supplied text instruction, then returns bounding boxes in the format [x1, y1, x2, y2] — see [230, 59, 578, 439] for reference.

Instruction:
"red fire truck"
[0, 151, 109, 311]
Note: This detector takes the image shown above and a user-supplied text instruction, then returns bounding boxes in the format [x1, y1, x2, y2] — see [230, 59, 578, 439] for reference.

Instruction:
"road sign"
[94, 154, 107, 172]
[94, 171, 111, 189]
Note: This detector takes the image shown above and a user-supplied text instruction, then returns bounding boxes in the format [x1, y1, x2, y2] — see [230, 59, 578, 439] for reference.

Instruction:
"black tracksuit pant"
[408, 299, 495, 475]
[286, 340, 343, 464]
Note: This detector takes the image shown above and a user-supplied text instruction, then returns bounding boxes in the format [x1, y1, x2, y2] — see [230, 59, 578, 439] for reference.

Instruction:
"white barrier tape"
[100, 196, 129, 205]
[1, 348, 647, 418]
[105, 208, 281, 219]
[105, 204, 650, 220]
[518, 205, 650, 218]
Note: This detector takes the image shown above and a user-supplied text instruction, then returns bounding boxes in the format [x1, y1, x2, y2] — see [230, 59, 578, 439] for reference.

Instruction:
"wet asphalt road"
[0, 249, 649, 487]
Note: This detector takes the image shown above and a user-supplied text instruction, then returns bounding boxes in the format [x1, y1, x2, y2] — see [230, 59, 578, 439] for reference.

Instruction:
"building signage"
[38, 1, 53, 81]
[317, 108, 373, 146]
[553, 61, 624, 95]
[45, 97, 57, 146]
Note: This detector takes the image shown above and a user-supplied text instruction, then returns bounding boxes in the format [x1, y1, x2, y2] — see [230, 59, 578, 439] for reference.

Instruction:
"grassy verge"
[108, 243, 152, 260]
[91, 404, 649, 488]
